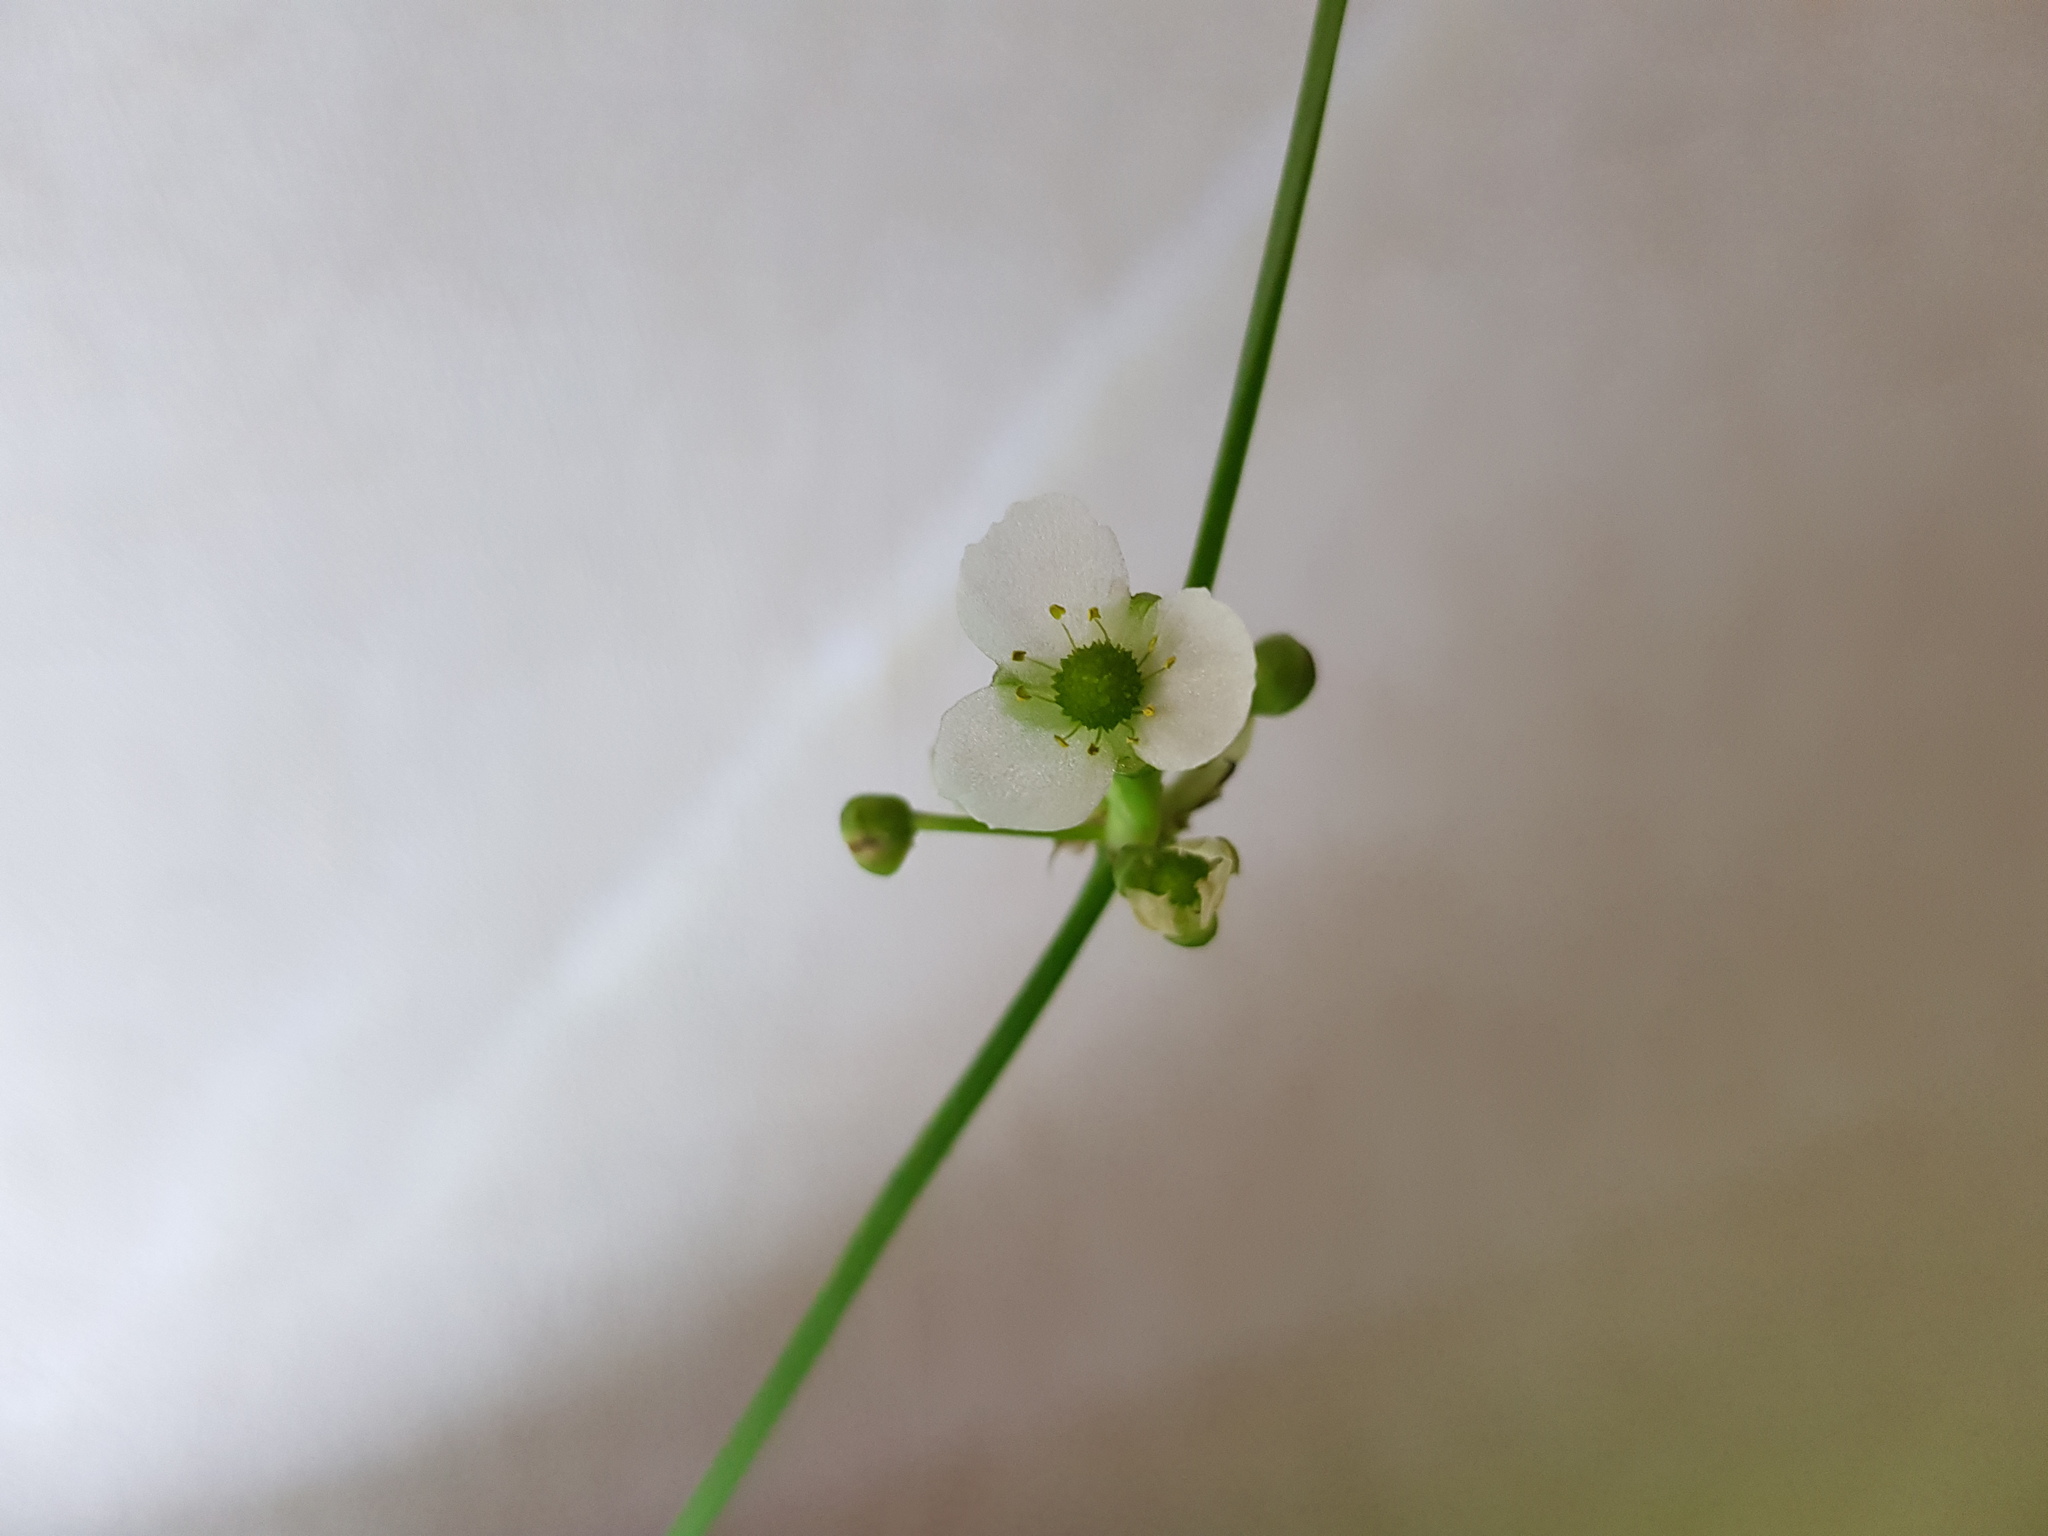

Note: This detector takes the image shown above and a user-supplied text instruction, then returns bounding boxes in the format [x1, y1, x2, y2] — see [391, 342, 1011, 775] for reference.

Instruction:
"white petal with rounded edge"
[1134, 588, 1257, 771]
[932, 685, 1114, 831]
[957, 493, 1129, 665]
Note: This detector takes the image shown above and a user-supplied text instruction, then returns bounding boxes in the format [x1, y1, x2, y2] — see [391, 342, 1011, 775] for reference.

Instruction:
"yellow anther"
[1086, 743, 1100, 756]
[1165, 655, 1177, 668]
[1141, 705, 1155, 717]
[1054, 734, 1071, 749]
[1087, 606, 1100, 621]
[1048, 604, 1065, 620]
[1016, 687, 1031, 700]
[1146, 636, 1158, 654]
[1012, 649, 1026, 661]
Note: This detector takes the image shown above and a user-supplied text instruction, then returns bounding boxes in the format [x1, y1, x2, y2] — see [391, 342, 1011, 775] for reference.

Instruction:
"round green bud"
[1250, 633, 1316, 716]
[841, 794, 914, 875]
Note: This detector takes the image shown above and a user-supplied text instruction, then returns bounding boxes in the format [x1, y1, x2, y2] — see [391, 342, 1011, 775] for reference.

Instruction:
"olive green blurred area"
[812, 1088, 2048, 1534]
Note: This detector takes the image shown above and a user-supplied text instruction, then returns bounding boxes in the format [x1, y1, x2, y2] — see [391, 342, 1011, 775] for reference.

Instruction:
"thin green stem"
[668, 857, 1119, 1536]
[670, 5, 1345, 1526]
[1184, 0, 1348, 592]
[913, 812, 1101, 841]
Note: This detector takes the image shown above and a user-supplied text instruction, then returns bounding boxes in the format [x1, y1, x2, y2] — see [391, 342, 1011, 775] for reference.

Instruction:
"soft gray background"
[4, 2, 2045, 1532]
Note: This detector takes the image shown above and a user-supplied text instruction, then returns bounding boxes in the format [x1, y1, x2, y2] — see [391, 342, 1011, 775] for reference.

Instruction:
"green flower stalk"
[840, 797, 1105, 875]
[674, 1, 1347, 1528]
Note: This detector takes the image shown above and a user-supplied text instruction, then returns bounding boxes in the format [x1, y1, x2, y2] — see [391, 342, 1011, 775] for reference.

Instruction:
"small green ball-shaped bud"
[841, 794, 914, 875]
[1251, 633, 1316, 716]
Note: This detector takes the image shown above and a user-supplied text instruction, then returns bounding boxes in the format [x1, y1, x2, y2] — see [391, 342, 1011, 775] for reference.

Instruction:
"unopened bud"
[1114, 836, 1239, 947]
[1251, 633, 1316, 716]
[841, 794, 914, 875]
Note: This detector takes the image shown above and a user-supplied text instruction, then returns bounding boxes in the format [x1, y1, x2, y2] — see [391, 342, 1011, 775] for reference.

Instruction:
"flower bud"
[1250, 633, 1316, 716]
[841, 794, 915, 875]
[1114, 836, 1239, 947]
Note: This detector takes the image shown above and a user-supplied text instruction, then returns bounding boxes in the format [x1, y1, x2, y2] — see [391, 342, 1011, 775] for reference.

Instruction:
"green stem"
[1103, 769, 1163, 850]
[669, 856, 1118, 1536]
[913, 812, 1101, 840]
[671, 5, 1345, 1526]
[1184, 0, 1348, 593]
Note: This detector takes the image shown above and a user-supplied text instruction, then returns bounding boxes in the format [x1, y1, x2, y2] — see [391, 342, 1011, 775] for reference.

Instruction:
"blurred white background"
[3, 2, 2045, 1532]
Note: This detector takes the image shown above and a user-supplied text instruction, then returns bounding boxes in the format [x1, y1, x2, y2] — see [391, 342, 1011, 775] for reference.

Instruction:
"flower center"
[1052, 641, 1145, 730]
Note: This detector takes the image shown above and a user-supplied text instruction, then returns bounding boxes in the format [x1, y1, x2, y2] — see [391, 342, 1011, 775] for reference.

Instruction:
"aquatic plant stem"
[670, 2, 1346, 1525]
[669, 857, 1117, 1536]
[1185, 0, 1348, 592]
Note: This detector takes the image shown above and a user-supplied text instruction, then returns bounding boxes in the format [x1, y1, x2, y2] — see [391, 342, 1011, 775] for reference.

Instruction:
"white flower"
[932, 494, 1256, 830]
[1117, 836, 1240, 947]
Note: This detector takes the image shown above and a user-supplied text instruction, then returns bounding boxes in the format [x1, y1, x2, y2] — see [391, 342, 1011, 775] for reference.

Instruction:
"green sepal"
[1113, 843, 1213, 904]
[1161, 718, 1254, 836]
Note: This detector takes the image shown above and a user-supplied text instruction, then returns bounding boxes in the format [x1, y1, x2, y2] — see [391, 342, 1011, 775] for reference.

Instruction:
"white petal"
[1096, 591, 1161, 655]
[957, 493, 1129, 665]
[1133, 588, 1256, 771]
[932, 685, 1114, 831]
[1179, 836, 1241, 928]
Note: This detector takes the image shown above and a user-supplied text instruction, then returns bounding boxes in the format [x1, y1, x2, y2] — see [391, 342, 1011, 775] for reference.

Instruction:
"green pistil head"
[1052, 641, 1144, 730]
